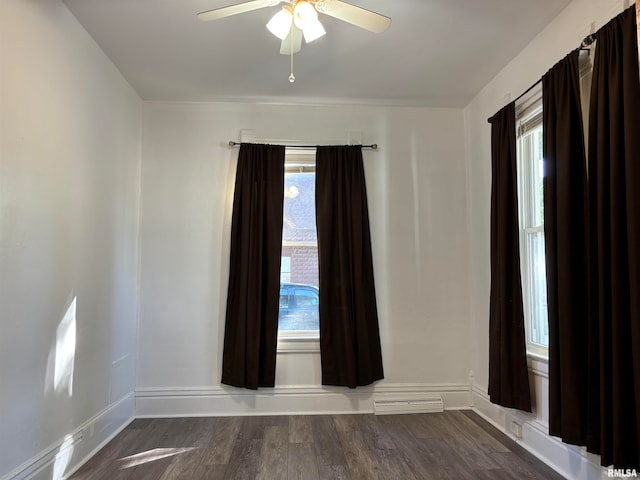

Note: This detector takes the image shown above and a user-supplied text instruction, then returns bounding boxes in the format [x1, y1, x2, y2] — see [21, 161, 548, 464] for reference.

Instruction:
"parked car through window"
[278, 283, 319, 331]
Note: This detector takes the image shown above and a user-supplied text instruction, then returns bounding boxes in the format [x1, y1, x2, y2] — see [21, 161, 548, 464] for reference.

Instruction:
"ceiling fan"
[197, 0, 392, 57]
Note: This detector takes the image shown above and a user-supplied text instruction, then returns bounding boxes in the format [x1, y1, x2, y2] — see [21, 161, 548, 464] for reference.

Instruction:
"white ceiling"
[62, 0, 571, 107]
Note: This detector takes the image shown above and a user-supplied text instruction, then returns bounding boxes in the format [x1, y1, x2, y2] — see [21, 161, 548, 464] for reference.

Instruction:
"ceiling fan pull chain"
[289, 25, 296, 83]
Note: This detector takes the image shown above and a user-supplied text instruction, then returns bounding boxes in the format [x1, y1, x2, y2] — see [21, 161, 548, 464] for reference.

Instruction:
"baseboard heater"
[373, 396, 444, 415]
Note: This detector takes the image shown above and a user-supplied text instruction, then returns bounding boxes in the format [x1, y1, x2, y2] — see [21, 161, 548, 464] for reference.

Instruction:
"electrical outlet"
[510, 420, 523, 439]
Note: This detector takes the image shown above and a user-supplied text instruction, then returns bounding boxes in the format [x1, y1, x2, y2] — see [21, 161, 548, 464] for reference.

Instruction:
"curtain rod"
[228, 141, 379, 151]
[488, 32, 598, 123]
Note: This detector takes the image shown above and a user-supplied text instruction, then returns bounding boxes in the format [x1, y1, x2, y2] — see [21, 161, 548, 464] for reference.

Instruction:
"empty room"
[1, 0, 639, 479]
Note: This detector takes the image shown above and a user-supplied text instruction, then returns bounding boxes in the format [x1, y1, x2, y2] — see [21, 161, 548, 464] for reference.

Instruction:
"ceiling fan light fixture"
[293, 1, 318, 30]
[302, 18, 326, 43]
[267, 7, 293, 40]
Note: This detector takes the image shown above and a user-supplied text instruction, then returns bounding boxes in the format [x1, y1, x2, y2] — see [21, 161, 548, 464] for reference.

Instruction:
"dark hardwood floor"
[70, 410, 565, 479]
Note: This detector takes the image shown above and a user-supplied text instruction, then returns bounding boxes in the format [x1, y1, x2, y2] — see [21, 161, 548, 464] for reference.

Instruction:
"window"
[514, 52, 593, 358]
[516, 91, 549, 357]
[278, 153, 319, 342]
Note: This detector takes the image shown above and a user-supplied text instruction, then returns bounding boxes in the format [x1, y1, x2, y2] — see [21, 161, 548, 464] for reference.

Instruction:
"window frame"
[516, 88, 549, 358]
[277, 151, 320, 352]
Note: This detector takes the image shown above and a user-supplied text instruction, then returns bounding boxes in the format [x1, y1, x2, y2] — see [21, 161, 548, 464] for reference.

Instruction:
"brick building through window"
[281, 167, 318, 288]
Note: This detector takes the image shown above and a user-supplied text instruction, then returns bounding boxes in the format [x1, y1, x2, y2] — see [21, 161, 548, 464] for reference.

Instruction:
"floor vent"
[373, 396, 444, 415]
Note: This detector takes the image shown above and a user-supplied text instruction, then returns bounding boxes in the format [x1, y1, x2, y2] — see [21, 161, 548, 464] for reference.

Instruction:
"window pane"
[283, 172, 317, 244]
[527, 230, 549, 347]
[280, 257, 291, 283]
[278, 285, 319, 331]
[279, 169, 319, 333]
[279, 288, 289, 308]
[531, 128, 544, 227]
[294, 288, 319, 307]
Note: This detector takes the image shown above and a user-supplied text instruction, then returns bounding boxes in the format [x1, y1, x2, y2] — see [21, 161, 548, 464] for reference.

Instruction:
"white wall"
[464, 1, 631, 478]
[137, 101, 471, 415]
[0, 1, 141, 478]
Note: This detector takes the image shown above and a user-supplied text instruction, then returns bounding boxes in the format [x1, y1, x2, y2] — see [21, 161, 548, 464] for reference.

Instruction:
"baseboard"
[471, 385, 608, 480]
[1, 393, 135, 480]
[135, 382, 471, 417]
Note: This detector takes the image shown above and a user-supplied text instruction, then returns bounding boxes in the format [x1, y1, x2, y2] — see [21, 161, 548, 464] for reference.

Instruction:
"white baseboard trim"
[1, 393, 135, 480]
[471, 385, 608, 480]
[135, 382, 471, 417]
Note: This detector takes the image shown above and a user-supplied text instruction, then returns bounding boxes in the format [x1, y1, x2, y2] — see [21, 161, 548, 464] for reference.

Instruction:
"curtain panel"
[542, 50, 590, 445]
[637, 2, 640, 69]
[315, 145, 384, 388]
[488, 103, 532, 412]
[586, 5, 640, 468]
[221, 143, 285, 390]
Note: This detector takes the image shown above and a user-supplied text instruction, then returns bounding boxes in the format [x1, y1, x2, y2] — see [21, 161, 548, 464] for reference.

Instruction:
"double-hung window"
[516, 92, 549, 357]
[278, 152, 320, 347]
[514, 52, 593, 359]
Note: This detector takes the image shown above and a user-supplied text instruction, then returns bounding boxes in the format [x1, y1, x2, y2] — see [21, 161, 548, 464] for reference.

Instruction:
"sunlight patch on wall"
[45, 295, 77, 397]
[52, 434, 76, 480]
[54, 296, 77, 395]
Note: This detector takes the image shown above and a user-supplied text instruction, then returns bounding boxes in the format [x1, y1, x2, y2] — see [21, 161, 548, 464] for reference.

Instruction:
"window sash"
[279, 155, 319, 343]
[524, 229, 548, 351]
[516, 101, 549, 356]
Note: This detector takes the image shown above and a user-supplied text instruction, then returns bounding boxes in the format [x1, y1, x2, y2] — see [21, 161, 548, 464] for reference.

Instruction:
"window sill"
[277, 333, 320, 354]
[527, 352, 549, 379]
[527, 351, 548, 364]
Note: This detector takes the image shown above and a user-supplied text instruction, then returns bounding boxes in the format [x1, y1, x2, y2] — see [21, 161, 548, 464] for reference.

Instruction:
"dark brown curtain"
[221, 144, 285, 390]
[488, 103, 532, 412]
[315, 145, 384, 388]
[542, 50, 590, 444]
[586, 5, 640, 468]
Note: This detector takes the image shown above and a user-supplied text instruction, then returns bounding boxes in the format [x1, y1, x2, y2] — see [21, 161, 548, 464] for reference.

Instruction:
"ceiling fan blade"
[280, 25, 303, 55]
[197, 0, 280, 22]
[314, 0, 391, 33]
